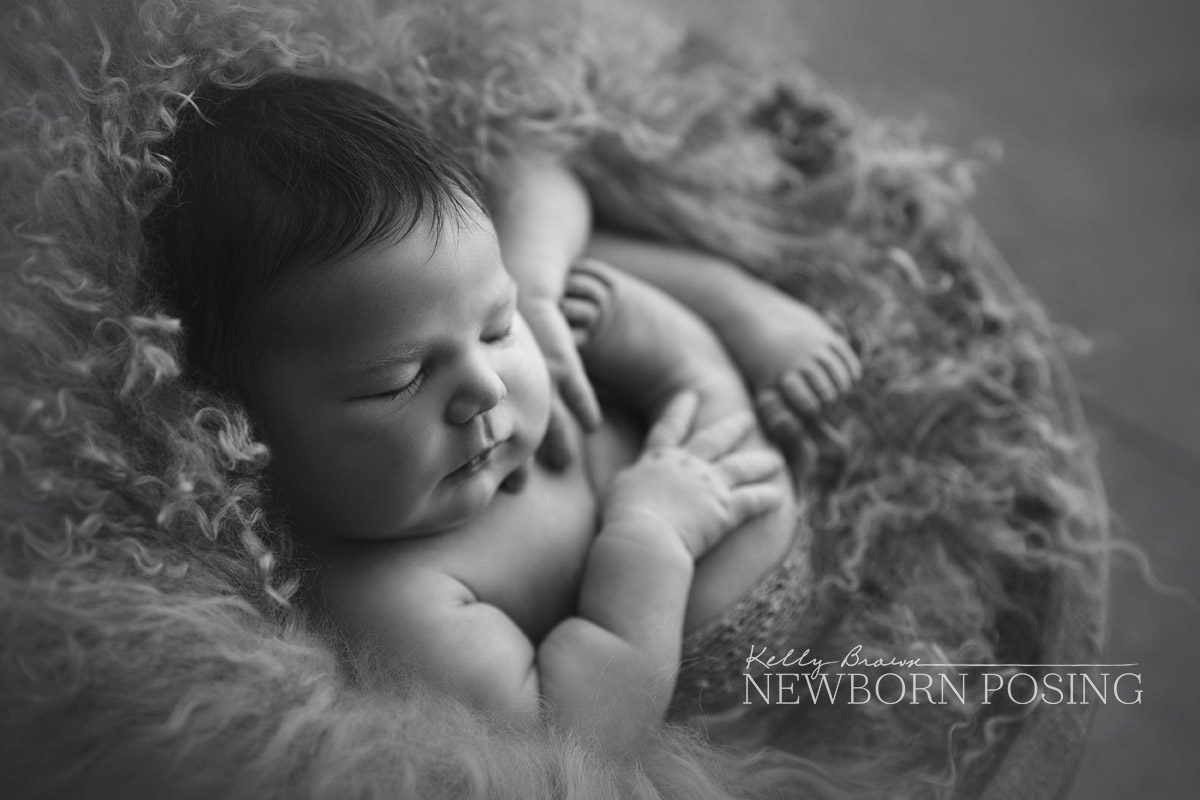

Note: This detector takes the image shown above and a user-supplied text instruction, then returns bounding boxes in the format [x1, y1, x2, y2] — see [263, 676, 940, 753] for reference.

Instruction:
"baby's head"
[145, 73, 551, 541]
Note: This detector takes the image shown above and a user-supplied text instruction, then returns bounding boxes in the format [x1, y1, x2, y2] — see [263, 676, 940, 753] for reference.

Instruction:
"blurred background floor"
[646, 1, 1199, 796]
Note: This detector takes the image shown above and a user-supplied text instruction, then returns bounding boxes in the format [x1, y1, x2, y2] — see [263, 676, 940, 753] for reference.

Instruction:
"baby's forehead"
[263, 210, 509, 349]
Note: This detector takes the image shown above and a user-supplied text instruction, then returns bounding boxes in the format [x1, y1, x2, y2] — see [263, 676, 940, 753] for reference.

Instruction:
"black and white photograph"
[2, 1, 1195, 797]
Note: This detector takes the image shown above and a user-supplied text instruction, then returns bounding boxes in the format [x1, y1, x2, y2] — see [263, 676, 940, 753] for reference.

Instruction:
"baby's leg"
[562, 259, 799, 630]
[585, 234, 861, 447]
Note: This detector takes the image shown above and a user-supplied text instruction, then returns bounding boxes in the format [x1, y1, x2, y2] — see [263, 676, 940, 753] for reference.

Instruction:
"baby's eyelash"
[369, 370, 424, 402]
[482, 322, 513, 344]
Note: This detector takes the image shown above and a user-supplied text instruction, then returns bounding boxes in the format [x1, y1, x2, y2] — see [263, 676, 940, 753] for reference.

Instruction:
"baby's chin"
[427, 444, 529, 527]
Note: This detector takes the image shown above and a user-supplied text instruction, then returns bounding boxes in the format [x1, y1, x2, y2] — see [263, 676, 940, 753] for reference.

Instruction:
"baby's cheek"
[338, 424, 423, 492]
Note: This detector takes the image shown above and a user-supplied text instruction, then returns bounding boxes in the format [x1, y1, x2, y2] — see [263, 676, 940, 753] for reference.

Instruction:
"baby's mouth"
[448, 441, 502, 480]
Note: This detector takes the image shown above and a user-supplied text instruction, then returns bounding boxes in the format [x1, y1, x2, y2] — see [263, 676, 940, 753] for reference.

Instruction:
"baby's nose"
[445, 356, 506, 425]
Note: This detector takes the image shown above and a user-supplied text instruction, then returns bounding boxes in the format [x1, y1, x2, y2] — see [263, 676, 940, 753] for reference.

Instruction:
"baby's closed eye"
[482, 288, 518, 344]
[348, 368, 425, 403]
[482, 320, 514, 343]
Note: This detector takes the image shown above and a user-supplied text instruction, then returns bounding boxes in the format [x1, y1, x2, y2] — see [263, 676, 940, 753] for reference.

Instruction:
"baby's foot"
[561, 258, 694, 404]
[561, 258, 754, 422]
[559, 259, 614, 351]
[726, 292, 861, 447]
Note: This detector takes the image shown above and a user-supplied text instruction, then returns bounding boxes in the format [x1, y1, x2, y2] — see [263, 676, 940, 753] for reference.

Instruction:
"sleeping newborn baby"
[145, 73, 859, 749]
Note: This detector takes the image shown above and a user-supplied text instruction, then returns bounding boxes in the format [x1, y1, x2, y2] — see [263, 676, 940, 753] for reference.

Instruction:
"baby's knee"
[685, 363, 756, 427]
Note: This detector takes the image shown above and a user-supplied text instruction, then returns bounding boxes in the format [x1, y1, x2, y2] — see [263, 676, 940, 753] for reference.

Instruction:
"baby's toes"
[565, 260, 614, 304]
[560, 297, 600, 347]
[756, 388, 803, 444]
[831, 336, 863, 383]
[805, 361, 841, 406]
[561, 296, 599, 327]
[817, 347, 854, 395]
[778, 371, 822, 415]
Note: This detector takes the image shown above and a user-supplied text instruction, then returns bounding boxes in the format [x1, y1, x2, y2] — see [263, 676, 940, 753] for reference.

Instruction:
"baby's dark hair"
[143, 72, 483, 394]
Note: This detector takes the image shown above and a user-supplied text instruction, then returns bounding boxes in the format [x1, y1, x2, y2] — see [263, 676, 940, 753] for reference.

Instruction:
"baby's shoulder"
[321, 455, 602, 639]
[321, 544, 467, 621]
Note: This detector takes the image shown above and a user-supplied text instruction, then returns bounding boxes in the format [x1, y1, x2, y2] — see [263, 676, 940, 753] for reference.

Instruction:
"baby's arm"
[562, 261, 799, 626]
[585, 232, 862, 446]
[488, 152, 601, 443]
[546, 395, 781, 745]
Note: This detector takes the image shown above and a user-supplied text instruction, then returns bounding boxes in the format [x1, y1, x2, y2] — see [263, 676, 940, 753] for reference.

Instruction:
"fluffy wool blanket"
[0, 0, 1107, 797]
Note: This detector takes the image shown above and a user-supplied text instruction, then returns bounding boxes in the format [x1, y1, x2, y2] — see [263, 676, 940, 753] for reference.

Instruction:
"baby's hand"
[522, 295, 602, 469]
[731, 290, 862, 448]
[604, 392, 785, 559]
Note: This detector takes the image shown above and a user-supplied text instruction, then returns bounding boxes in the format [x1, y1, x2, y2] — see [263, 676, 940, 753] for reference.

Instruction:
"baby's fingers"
[531, 300, 602, 430]
[646, 391, 700, 449]
[718, 449, 784, 486]
[557, 346, 602, 432]
[686, 409, 755, 460]
[728, 484, 785, 528]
